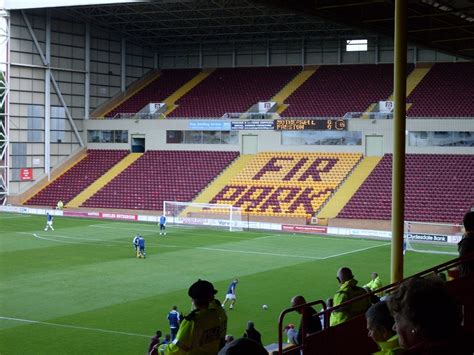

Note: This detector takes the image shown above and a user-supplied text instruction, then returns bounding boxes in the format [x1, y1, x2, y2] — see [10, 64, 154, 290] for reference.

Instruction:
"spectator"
[365, 301, 402, 354]
[290, 295, 322, 345]
[148, 330, 162, 355]
[156, 334, 171, 355]
[56, 200, 64, 210]
[329, 267, 370, 326]
[284, 323, 298, 344]
[458, 211, 474, 276]
[387, 276, 472, 354]
[243, 321, 262, 345]
[217, 337, 267, 355]
[167, 305, 180, 341]
[364, 272, 383, 292]
[162, 279, 227, 354]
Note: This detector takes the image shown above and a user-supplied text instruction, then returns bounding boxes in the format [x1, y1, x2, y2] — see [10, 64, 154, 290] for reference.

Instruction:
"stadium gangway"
[277, 252, 474, 354]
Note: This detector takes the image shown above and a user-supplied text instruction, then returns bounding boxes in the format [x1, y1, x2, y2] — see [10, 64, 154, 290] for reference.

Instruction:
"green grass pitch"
[0, 212, 455, 354]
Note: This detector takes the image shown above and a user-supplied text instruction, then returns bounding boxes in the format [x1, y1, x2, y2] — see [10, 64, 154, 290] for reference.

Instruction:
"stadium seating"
[105, 69, 200, 118]
[26, 150, 129, 207]
[81, 150, 239, 210]
[210, 152, 362, 218]
[407, 62, 474, 118]
[168, 66, 300, 118]
[338, 154, 474, 223]
[282, 64, 397, 117]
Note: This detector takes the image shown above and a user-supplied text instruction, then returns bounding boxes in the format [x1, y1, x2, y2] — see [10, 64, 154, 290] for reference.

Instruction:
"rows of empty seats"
[210, 152, 362, 218]
[407, 62, 474, 118]
[82, 150, 239, 210]
[105, 69, 200, 118]
[338, 154, 474, 223]
[169, 66, 300, 118]
[282, 64, 399, 117]
[26, 150, 129, 207]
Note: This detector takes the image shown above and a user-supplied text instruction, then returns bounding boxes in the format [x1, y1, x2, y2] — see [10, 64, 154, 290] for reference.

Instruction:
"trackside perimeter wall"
[0, 205, 462, 245]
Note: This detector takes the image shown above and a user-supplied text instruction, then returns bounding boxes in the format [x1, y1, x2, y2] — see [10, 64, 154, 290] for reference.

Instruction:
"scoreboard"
[274, 119, 347, 131]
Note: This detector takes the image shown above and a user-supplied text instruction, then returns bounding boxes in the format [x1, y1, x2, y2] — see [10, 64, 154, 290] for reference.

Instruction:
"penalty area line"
[0, 316, 150, 338]
[321, 242, 390, 260]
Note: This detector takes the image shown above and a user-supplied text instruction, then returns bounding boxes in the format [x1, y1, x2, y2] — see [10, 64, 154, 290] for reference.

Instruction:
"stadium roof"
[4, 0, 474, 60]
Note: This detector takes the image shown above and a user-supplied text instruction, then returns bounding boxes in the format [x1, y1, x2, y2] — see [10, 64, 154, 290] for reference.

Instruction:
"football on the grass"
[262, 304, 268, 310]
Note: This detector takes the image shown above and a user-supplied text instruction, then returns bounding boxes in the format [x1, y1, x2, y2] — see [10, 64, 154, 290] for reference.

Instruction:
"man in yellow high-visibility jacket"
[163, 279, 227, 355]
[364, 272, 383, 292]
[329, 267, 371, 327]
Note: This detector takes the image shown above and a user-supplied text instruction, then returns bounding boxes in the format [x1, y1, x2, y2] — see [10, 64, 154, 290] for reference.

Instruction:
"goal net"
[163, 201, 243, 232]
[404, 221, 462, 256]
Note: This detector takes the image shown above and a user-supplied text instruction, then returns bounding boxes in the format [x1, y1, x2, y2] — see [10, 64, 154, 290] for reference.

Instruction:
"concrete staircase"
[317, 156, 382, 219]
[163, 69, 215, 116]
[271, 66, 319, 115]
[99, 70, 161, 118]
[362, 64, 433, 116]
[192, 154, 254, 204]
[66, 153, 143, 208]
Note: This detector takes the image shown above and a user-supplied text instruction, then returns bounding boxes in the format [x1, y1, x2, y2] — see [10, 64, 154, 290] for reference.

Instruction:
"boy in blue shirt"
[44, 212, 54, 231]
[222, 279, 239, 310]
[137, 237, 146, 258]
[159, 214, 167, 236]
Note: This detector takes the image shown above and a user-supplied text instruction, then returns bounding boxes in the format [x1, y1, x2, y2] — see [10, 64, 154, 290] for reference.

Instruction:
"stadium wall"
[8, 9, 154, 192]
[83, 118, 474, 155]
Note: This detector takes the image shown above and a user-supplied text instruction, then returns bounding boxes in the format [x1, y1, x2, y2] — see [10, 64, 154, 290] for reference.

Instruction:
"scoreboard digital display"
[274, 119, 347, 131]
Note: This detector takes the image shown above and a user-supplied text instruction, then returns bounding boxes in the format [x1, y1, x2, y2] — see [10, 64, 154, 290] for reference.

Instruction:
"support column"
[45, 10, 51, 180]
[84, 22, 90, 119]
[391, 0, 407, 283]
[121, 37, 126, 92]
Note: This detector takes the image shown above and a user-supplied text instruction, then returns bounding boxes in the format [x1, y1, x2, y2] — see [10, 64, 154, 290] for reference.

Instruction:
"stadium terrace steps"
[317, 156, 382, 220]
[163, 69, 215, 117]
[25, 150, 129, 207]
[20, 149, 88, 205]
[406, 62, 474, 117]
[192, 154, 255, 204]
[404, 64, 433, 97]
[81, 151, 239, 211]
[271, 66, 319, 115]
[168, 66, 300, 118]
[101, 70, 161, 118]
[338, 154, 474, 223]
[67, 153, 143, 208]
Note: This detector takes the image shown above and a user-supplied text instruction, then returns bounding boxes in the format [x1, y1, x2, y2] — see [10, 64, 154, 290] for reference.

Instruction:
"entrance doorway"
[242, 135, 258, 154]
[131, 136, 145, 153]
[365, 135, 384, 156]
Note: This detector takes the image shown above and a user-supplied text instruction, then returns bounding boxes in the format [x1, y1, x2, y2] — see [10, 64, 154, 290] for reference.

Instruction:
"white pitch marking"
[0, 316, 150, 338]
[196, 246, 323, 260]
[320, 242, 390, 260]
[28, 233, 390, 261]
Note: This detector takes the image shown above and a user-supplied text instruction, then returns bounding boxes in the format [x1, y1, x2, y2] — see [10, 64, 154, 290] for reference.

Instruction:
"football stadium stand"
[25, 150, 129, 207]
[105, 69, 200, 118]
[209, 152, 362, 218]
[81, 150, 239, 210]
[338, 154, 474, 224]
[407, 62, 474, 118]
[168, 66, 300, 118]
[282, 64, 399, 117]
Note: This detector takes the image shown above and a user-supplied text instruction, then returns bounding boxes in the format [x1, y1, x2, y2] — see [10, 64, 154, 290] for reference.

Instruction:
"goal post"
[404, 221, 462, 256]
[163, 201, 243, 232]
